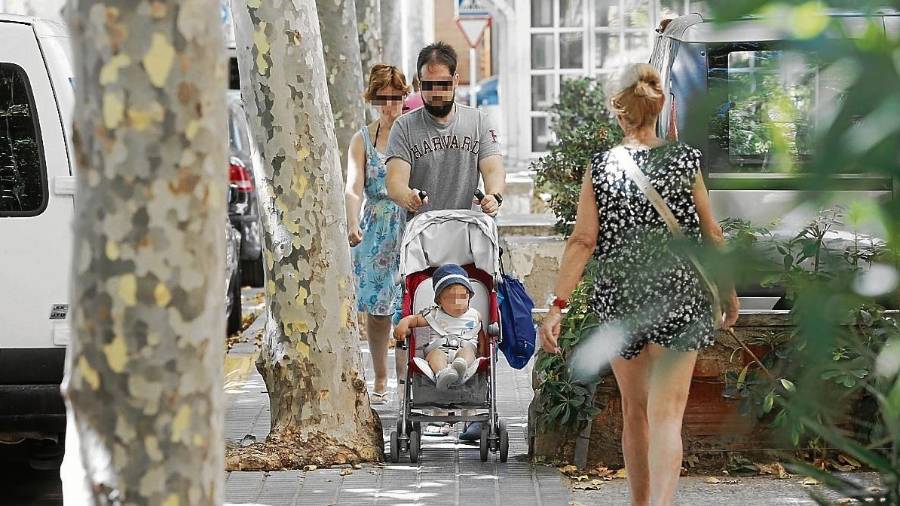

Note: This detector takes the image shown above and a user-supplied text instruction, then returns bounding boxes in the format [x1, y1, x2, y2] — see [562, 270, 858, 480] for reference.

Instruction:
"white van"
[650, 12, 898, 309]
[0, 14, 75, 450]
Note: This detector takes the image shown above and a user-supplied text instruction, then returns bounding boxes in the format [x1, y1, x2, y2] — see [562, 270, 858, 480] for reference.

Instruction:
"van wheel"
[241, 257, 265, 288]
[227, 264, 242, 335]
[28, 438, 64, 470]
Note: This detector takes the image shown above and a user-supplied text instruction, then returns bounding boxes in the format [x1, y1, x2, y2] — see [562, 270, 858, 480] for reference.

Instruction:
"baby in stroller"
[393, 263, 481, 391]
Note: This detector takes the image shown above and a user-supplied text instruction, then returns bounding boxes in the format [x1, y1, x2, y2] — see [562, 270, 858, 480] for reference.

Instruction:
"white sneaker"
[435, 367, 459, 391]
[451, 358, 468, 383]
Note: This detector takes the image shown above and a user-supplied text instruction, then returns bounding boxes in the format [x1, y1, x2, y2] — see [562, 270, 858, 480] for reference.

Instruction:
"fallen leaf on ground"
[352, 463, 363, 469]
[800, 477, 820, 486]
[592, 465, 613, 478]
[838, 454, 861, 469]
[572, 479, 604, 490]
[303, 465, 317, 471]
[340, 468, 353, 476]
[757, 462, 790, 479]
[559, 465, 579, 475]
[574, 475, 589, 482]
[240, 312, 258, 332]
[705, 477, 739, 485]
[613, 468, 627, 479]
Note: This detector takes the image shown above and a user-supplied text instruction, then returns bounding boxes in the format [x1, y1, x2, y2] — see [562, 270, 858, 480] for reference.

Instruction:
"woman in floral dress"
[540, 64, 739, 505]
[344, 65, 410, 403]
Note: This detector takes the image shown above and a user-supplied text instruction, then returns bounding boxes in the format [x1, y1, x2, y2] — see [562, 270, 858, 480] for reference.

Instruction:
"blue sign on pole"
[457, 0, 490, 17]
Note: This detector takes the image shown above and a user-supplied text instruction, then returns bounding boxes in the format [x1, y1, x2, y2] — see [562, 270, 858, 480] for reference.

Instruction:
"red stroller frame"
[391, 263, 509, 463]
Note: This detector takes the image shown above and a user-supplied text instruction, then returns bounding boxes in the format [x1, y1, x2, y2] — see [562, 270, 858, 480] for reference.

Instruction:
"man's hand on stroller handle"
[402, 188, 428, 213]
[474, 188, 500, 216]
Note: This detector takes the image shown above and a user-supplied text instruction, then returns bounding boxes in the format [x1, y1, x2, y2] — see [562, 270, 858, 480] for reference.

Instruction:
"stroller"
[389, 209, 509, 463]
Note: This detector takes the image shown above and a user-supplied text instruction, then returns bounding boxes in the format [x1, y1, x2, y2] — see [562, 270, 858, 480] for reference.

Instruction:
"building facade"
[495, 0, 711, 169]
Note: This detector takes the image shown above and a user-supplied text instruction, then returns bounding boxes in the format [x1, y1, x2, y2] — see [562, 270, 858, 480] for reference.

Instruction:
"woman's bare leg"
[610, 350, 653, 506]
[646, 344, 697, 506]
[366, 314, 391, 394]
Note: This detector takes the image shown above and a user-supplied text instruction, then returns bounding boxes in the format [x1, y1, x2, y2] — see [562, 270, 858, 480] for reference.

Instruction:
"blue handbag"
[497, 254, 536, 369]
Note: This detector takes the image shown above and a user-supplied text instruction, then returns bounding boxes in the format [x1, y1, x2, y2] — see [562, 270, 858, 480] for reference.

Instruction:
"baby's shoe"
[451, 358, 468, 384]
[435, 367, 459, 391]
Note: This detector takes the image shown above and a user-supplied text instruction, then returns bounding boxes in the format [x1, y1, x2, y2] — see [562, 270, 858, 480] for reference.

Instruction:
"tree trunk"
[229, 0, 383, 469]
[316, 0, 365, 179]
[62, 0, 226, 503]
[356, 0, 382, 122]
[380, 0, 403, 70]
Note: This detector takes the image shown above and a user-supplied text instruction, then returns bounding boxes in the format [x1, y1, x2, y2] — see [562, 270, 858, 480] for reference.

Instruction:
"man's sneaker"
[435, 367, 459, 391]
[451, 357, 468, 383]
[459, 422, 481, 441]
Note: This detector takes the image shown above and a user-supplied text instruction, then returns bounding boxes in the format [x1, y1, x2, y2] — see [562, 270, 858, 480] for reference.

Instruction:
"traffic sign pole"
[470, 47, 477, 107]
[455, 13, 491, 108]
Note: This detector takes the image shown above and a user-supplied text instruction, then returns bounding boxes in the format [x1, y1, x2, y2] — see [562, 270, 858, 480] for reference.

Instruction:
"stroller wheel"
[389, 431, 399, 463]
[479, 423, 490, 462]
[409, 430, 420, 463]
[498, 420, 509, 463]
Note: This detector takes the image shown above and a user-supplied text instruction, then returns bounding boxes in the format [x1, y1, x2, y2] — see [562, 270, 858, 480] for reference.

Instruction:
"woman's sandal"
[369, 391, 388, 405]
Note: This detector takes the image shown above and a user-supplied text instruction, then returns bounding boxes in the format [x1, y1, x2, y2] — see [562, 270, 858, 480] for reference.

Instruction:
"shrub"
[531, 77, 621, 237]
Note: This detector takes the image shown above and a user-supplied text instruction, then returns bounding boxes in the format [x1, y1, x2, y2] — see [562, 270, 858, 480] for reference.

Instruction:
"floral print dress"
[352, 126, 405, 316]
[589, 143, 715, 359]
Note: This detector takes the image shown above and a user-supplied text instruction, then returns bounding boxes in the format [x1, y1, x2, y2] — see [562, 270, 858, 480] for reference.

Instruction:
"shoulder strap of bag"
[611, 146, 684, 238]
[610, 146, 724, 327]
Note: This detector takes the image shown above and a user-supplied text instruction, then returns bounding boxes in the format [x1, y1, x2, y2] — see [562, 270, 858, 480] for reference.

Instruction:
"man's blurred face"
[419, 62, 458, 118]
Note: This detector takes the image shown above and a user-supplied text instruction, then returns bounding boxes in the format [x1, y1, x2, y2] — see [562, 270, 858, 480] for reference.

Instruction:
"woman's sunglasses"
[372, 95, 405, 105]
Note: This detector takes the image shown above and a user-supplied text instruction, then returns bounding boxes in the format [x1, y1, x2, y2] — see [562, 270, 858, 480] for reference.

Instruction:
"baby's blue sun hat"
[432, 263, 474, 302]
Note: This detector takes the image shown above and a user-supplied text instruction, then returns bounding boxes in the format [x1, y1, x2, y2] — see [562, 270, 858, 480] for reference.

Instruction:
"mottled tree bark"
[380, 0, 402, 70]
[228, 0, 383, 469]
[316, 0, 365, 178]
[356, 0, 382, 122]
[62, 0, 226, 503]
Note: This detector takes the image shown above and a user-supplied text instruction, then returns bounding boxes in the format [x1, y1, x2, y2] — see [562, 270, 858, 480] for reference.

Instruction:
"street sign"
[455, 16, 491, 48]
[455, 0, 490, 17]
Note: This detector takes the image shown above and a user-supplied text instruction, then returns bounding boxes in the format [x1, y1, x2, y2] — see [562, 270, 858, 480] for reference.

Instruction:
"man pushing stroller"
[394, 264, 481, 391]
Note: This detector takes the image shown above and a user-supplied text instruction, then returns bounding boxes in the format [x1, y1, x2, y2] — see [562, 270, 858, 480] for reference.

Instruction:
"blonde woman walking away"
[539, 63, 739, 506]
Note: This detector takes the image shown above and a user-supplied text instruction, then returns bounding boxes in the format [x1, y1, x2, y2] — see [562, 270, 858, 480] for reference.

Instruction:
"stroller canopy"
[399, 210, 501, 278]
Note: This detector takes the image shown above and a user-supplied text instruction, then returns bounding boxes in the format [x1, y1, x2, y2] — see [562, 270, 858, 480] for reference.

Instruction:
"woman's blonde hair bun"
[606, 63, 665, 129]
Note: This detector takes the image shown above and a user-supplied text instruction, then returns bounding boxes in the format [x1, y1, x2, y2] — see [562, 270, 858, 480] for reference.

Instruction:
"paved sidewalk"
[223, 298, 882, 506]
[223, 309, 571, 506]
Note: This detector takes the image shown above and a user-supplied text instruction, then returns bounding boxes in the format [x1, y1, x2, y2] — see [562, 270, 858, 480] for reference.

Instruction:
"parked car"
[0, 15, 250, 460]
[225, 188, 242, 336]
[473, 75, 498, 107]
[651, 11, 898, 309]
[227, 91, 265, 288]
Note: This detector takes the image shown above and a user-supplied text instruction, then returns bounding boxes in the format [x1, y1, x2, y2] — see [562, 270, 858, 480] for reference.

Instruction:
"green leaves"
[531, 77, 621, 238]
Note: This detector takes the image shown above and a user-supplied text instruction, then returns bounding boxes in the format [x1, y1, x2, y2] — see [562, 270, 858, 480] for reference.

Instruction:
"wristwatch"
[546, 293, 568, 310]
[492, 193, 503, 206]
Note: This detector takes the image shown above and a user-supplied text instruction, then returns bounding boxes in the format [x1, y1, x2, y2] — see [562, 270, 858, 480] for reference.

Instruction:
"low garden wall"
[528, 311, 893, 470]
